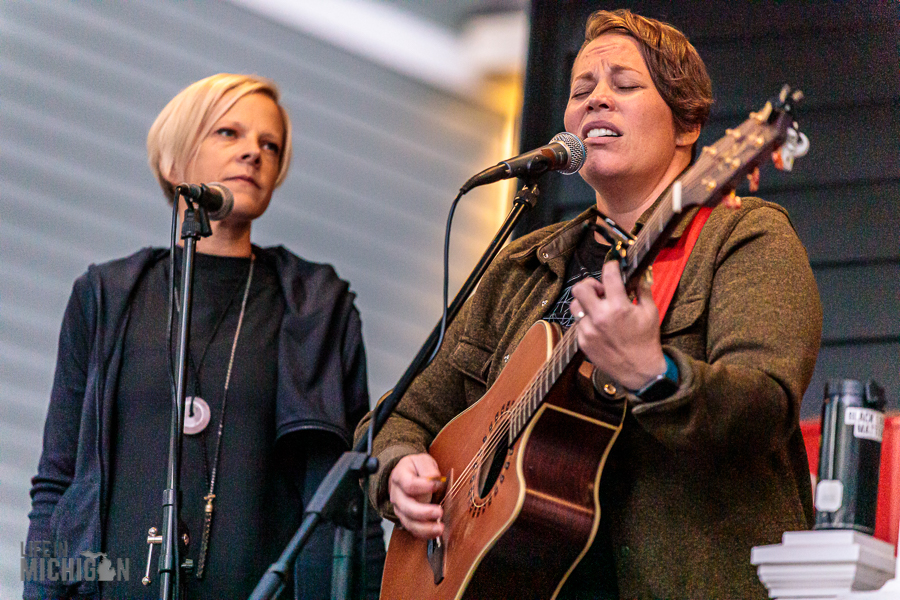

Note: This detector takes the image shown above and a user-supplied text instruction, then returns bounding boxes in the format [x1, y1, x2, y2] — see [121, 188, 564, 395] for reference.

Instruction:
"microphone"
[176, 182, 234, 221]
[460, 132, 586, 193]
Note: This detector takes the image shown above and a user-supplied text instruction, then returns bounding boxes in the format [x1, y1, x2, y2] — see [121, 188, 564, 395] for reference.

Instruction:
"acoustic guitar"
[381, 87, 808, 600]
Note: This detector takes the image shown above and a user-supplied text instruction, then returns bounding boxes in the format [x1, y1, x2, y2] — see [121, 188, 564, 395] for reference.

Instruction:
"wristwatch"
[630, 354, 679, 402]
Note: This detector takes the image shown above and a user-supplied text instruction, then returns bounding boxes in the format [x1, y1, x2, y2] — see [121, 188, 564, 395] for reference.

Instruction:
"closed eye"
[612, 75, 644, 91]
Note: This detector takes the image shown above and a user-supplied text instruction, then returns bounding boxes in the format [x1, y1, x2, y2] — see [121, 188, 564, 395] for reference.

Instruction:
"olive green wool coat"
[358, 198, 822, 599]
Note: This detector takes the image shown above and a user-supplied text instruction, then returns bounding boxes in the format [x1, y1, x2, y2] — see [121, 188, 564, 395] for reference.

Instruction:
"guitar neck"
[621, 188, 687, 291]
[505, 184, 697, 443]
[624, 107, 795, 289]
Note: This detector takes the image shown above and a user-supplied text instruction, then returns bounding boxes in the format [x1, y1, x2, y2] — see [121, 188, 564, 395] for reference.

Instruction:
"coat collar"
[508, 194, 703, 270]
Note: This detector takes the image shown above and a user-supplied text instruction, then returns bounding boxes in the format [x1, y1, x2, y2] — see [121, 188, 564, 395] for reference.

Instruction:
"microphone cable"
[427, 188, 465, 365]
[167, 193, 179, 415]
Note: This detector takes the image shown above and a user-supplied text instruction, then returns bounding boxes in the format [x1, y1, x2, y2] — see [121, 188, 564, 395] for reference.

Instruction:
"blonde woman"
[26, 74, 383, 600]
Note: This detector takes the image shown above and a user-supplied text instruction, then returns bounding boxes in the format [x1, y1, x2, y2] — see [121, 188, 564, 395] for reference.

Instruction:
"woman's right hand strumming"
[389, 453, 446, 540]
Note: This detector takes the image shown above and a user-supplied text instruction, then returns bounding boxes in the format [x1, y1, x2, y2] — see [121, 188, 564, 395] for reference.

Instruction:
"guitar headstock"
[673, 85, 808, 214]
[620, 87, 810, 287]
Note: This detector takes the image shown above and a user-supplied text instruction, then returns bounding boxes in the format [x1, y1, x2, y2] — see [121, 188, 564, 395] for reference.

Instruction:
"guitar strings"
[443, 324, 579, 505]
[439, 325, 580, 509]
[440, 163, 675, 508]
[439, 122, 781, 550]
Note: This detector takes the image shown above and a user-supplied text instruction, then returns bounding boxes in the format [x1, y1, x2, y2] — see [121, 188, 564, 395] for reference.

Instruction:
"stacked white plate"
[751, 530, 895, 599]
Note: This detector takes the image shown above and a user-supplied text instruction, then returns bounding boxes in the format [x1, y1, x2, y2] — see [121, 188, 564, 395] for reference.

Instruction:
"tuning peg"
[779, 85, 791, 103]
[722, 190, 742, 210]
[747, 168, 760, 193]
[776, 86, 804, 112]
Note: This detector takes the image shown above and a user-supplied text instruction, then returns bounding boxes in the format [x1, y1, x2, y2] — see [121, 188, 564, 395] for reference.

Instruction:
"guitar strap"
[649, 206, 713, 324]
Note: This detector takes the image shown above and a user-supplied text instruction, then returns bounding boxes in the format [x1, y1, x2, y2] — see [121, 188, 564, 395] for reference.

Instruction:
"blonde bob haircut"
[147, 73, 293, 203]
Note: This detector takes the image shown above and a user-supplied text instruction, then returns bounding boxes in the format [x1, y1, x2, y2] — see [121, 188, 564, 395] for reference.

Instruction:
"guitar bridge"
[425, 468, 453, 585]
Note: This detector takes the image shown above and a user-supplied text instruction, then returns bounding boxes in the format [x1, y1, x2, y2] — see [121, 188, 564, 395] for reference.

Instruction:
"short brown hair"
[579, 9, 713, 135]
[147, 73, 293, 203]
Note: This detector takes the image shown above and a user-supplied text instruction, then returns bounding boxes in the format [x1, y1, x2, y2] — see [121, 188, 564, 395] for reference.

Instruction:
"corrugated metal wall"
[0, 0, 507, 594]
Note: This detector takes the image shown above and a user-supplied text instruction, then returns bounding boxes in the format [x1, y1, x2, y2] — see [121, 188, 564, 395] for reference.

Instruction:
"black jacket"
[26, 245, 384, 599]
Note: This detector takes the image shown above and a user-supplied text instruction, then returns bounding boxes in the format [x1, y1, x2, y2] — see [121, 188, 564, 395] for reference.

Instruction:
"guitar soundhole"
[477, 433, 509, 499]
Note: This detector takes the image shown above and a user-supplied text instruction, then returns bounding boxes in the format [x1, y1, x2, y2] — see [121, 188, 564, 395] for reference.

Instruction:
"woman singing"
[359, 10, 821, 600]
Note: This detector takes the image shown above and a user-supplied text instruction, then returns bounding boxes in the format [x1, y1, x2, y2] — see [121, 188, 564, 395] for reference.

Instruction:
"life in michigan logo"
[21, 541, 130, 584]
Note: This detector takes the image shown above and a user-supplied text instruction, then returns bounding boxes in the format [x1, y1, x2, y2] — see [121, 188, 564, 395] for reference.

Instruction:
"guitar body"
[381, 321, 625, 600]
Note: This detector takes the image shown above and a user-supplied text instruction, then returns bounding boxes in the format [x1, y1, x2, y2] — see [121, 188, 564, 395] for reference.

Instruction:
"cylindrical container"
[814, 379, 886, 534]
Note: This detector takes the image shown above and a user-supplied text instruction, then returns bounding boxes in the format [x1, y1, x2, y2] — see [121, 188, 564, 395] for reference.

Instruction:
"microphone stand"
[248, 180, 542, 600]
[152, 195, 213, 600]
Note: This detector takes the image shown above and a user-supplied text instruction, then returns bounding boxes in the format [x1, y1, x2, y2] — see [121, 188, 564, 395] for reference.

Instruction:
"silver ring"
[574, 310, 585, 322]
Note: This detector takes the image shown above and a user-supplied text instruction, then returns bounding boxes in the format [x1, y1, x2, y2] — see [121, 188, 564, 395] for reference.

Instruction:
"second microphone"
[176, 182, 235, 221]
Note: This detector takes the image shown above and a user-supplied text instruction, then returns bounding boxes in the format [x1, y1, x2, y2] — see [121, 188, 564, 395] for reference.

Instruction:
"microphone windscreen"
[551, 132, 586, 175]
[206, 182, 234, 221]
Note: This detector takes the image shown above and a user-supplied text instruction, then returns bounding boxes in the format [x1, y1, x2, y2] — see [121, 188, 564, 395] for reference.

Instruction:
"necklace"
[174, 260, 248, 436]
[178, 255, 255, 579]
[199, 255, 253, 579]
[182, 285, 242, 436]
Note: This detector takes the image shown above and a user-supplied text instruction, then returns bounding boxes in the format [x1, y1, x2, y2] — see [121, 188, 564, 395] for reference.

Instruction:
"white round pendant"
[184, 396, 211, 435]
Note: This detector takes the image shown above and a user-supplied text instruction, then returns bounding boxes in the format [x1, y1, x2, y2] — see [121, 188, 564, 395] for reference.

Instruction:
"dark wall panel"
[699, 27, 898, 111]
[816, 263, 900, 341]
[804, 343, 900, 420]
[768, 181, 900, 264]
[701, 104, 900, 189]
